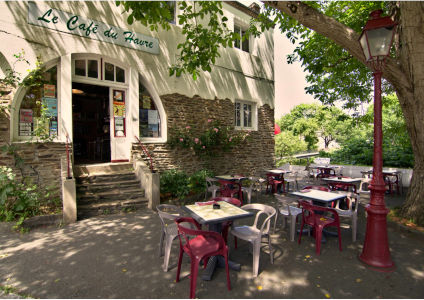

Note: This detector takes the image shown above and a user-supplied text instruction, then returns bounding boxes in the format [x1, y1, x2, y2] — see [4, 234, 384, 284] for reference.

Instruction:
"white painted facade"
[0, 1, 274, 163]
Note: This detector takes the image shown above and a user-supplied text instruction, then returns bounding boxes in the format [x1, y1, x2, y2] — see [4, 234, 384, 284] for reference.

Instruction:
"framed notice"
[42, 97, 58, 117]
[20, 109, 33, 123]
[44, 84, 56, 98]
[19, 122, 32, 136]
[113, 90, 126, 137]
[114, 117, 126, 137]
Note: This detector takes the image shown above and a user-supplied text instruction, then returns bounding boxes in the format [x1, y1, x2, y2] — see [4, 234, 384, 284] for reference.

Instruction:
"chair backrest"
[303, 185, 331, 192]
[241, 203, 276, 235]
[157, 204, 185, 234]
[335, 192, 359, 212]
[212, 197, 242, 207]
[206, 177, 219, 188]
[175, 217, 223, 254]
[298, 200, 340, 224]
[359, 178, 372, 193]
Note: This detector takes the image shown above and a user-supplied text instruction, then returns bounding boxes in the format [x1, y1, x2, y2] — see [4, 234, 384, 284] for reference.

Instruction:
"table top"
[215, 175, 246, 181]
[291, 189, 347, 203]
[265, 169, 292, 174]
[361, 169, 401, 175]
[322, 177, 362, 183]
[183, 201, 253, 225]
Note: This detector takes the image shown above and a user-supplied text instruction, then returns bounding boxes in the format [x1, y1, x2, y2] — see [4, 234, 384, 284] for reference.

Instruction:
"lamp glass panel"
[366, 27, 394, 57]
[359, 34, 371, 61]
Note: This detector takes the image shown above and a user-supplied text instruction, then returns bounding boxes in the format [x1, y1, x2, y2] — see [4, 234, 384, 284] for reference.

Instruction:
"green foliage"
[0, 166, 41, 222]
[320, 94, 413, 168]
[160, 169, 214, 200]
[277, 103, 352, 150]
[168, 119, 251, 158]
[275, 131, 308, 158]
[188, 169, 215, 194]
[160, 169, 190, 199]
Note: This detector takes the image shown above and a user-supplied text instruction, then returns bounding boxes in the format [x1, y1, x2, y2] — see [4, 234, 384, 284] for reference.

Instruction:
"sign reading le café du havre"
[28, 2, 159, 55]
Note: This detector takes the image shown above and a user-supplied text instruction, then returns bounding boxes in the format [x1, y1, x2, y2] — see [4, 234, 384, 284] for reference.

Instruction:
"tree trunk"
[266, 1, 424, 225]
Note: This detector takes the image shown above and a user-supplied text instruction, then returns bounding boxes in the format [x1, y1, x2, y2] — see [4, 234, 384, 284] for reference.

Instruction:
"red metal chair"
[298, 200, 342, 255]
[302, 185, 331, 192]
[218, 180, 240, 199]
[213, 197, 241, 248]
[175, 217, 231, 299]
[266, 173, 284, 193]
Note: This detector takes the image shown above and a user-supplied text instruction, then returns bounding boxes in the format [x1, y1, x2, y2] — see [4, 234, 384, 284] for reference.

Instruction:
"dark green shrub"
[188, 169, 214, 194]
[160, 169, 190, 199]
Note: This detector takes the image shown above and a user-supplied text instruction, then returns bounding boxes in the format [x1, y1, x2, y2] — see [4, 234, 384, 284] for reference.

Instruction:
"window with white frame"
[234, 100, 256, 130]
[73, 58, 126, 84]
[234, 24, 249, 53]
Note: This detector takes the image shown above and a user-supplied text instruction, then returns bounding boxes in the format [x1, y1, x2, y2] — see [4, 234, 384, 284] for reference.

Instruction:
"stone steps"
[75, 163, 147, 220]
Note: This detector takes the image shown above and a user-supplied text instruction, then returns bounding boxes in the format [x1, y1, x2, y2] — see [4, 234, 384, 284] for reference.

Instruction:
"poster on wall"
[113, 90, 124, 102]
[142, 95, 151, 109]
[42, 98, 58, 117]
[113, 102, 126, 117]
[114, 117, 125, 137]
[148, 110, 159, 125]
[19, 122, 32, 136]
[20, 109, 33, 123]
[49, 120, 58, 136]
[43, 84, 56, 98]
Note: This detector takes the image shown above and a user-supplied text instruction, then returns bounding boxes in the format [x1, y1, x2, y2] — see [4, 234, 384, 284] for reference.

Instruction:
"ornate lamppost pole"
[358, 10, 397, 270]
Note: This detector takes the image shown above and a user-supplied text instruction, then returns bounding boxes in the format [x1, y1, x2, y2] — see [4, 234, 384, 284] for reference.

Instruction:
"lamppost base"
[359, 204, 395, 270]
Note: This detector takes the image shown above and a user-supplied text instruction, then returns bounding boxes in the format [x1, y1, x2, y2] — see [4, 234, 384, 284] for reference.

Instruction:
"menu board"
[42, 97, 58, 117]
[43, 84, 56, 98]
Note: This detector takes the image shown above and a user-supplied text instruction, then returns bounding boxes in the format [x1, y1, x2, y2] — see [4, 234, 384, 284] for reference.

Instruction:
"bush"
[160, 169, 215, 200]
[0, 166, 41, 222]
[160, 169, 190, 199]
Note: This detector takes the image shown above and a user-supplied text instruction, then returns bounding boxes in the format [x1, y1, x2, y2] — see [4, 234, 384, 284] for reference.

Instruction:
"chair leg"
[176, 247, 183, 283]
[158, 230, 165, 257]
[190, 260, 200, 299]
[289, 215, 297, 242]
[224, 250, 231, 291]
[298, 220, 305, 244]
[352, 215, 357, 242]
[163, 235, 175, 272]
[252, 240, 261, 277]
[273, 213, 278, 233]
[267, 235, 274, 264]
[315, 228, 323, 255]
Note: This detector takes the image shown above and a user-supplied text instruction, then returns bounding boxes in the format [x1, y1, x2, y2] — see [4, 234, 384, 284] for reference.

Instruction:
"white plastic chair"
[333, 192, 359, 242]
[358, 178, 371, 194]
[250, 176, 267, 200]
[156, 204, 185, 272]
[241, 177, 256, 204]
[230, 203, 276, 277]
[283, 171, 299, 192]
[273, 194, 302, 241]
[205, 177, 220, 200]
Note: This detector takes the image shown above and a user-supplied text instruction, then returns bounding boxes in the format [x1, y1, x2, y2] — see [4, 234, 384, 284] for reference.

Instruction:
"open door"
[110, 89, 131, 162]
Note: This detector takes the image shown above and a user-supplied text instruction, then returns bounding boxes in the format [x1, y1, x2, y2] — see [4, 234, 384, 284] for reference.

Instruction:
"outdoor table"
[322, 177, 362, 193]
[291, 189, 347, 240]
[265, 169, 291, 193]
[215, 175, 247, 201]
[360, 169, 402, 194]
[315, 166, 337, 178]
[183, 201, 254, 281]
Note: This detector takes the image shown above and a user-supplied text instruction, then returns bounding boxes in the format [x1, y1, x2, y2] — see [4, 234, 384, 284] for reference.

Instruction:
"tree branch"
[263, 1, 412, 92]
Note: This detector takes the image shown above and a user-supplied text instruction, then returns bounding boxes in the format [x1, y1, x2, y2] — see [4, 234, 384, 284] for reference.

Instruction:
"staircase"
[74, 162, 148, 220]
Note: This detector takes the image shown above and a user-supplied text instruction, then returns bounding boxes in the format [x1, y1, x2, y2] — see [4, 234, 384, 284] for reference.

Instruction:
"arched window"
[139, 79, 161, 138]
[17, 65, 58, 138]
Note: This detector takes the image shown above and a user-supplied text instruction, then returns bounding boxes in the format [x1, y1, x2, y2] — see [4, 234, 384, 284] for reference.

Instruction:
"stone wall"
[1, 85, 66, 203]
[133, 93, 275, 176]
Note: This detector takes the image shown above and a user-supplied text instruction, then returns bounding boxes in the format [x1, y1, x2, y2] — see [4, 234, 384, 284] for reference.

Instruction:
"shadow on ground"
[0, 192, 423, 298]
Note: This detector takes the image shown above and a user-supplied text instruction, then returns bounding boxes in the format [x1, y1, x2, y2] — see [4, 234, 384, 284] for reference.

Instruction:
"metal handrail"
[134, 136, 154, 172]
[65, 133, 72, 179]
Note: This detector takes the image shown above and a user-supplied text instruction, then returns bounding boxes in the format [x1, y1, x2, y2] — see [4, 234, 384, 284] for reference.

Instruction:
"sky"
[274, 30, 318, 120]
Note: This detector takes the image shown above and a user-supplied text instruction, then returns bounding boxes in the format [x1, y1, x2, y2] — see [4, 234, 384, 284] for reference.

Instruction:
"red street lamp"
[358, 10, 396, 270]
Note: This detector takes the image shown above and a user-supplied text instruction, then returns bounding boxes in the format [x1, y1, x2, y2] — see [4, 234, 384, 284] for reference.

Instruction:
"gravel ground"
[0, 191, 422, 299]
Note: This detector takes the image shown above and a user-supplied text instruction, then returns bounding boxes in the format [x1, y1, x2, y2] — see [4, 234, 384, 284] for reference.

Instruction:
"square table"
[265, 169, 292, 193]
[291, 189, 346, 206]
[322, 177, 362, 193]
[183, 201, 254, 281]
[215, 175, 247, 200]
